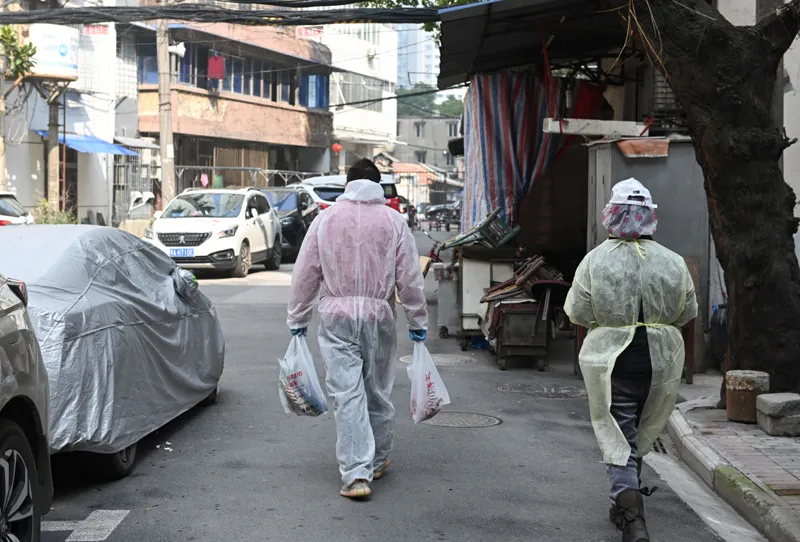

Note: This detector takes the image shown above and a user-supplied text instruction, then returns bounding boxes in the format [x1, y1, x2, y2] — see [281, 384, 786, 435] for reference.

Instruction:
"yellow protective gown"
[565, 239, 698, 466]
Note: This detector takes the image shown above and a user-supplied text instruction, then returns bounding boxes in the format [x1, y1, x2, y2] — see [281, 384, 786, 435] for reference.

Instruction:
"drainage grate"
[496, 383, 588, 399]
[652, 436, 668, 455]
[421, 412, 502, 428]
[399, 354, 474, 367]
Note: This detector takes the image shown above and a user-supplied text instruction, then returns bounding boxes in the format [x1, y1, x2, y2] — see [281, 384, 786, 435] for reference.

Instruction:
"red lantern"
[332, 143, 343, 154]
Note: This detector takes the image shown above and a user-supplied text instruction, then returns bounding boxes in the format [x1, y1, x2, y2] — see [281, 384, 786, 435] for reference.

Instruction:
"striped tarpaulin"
[462, 71, 604, 230]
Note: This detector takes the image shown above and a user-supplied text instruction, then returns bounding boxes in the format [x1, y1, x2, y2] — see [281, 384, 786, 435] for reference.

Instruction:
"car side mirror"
[153, 210, 163, 219]
[301, 201, 309, 210]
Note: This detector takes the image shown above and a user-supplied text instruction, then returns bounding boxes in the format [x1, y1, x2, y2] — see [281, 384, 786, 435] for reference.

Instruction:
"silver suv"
[0, 274, 53, 540]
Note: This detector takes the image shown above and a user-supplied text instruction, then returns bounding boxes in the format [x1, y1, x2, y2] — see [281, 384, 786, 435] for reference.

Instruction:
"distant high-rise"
[397, 24, 439, 89]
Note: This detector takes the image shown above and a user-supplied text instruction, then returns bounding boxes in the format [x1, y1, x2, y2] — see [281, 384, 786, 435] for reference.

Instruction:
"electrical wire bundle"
[0, 5, 440, 26]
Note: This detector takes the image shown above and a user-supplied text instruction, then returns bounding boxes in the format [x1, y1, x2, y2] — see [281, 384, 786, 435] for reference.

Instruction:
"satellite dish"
[168, 43, 186, 58]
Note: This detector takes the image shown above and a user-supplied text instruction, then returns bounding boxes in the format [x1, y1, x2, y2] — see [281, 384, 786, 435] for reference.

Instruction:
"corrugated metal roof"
[35, 132, 139, 156]
[437, 0, 626, 88]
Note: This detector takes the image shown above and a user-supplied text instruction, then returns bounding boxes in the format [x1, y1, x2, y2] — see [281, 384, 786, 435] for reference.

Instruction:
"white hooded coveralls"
[287, 179, 428, 484]
[564, 239, 697, 466]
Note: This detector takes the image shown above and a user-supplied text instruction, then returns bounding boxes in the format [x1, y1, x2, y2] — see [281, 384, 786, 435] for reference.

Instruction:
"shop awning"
[35, 131, 139, 156]
[438, 0, 626, 88]
[114, 136, 160, 150]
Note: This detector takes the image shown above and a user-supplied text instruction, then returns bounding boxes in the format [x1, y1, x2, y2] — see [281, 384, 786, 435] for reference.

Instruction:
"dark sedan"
[261, 188, 318, 260]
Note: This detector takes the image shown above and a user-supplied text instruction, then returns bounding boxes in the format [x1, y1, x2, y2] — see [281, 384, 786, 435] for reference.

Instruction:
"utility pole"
[156, 18, 176, 206]
[47, 97, 59, 210]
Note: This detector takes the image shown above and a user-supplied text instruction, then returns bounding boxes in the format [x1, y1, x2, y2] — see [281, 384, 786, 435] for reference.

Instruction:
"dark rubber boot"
[612, 490, 650, 542]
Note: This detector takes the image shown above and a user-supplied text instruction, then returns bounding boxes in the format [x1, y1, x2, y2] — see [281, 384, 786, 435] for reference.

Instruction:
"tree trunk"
[623, 0, 800, 393]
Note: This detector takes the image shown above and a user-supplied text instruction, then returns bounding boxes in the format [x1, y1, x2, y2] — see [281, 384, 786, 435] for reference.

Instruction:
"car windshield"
[382, 184, 398, 198]
[313, 186, 345, 202]
[263, 190, 298, 211]
[163, 193, 244, 218]
[0, 195, 26, 217]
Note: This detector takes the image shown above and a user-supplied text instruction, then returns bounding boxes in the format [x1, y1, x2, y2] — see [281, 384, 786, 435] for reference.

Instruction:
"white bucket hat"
[608, 178, 657, 209]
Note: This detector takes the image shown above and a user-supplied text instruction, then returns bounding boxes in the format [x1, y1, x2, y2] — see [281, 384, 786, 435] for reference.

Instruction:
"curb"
[667, 406, 800, 542]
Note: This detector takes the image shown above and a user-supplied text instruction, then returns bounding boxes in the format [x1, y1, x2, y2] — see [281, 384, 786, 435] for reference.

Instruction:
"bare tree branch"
[758, 0, 800, 60]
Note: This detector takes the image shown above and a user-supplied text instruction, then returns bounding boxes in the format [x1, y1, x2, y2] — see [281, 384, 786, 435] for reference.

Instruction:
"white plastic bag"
[408, 342, 451, 423]
[278, 335, 328, 417]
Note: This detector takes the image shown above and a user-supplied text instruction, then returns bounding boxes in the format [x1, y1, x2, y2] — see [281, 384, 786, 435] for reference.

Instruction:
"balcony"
[138, 84, 332, 149]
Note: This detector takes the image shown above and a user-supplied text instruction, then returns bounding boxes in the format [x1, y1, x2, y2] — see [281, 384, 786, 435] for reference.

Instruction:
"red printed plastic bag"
[278, 336, 328, 417]
[408, 342, 451, 423]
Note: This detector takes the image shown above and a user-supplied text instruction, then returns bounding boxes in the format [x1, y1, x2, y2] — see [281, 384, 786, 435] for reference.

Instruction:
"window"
[137, 43, 158, 84]
[446, 153, 455, 166]
[232, 58, 244, 93]
[414, 122, 424, 138]
[415, 151, 426, 163]
[448, 122, 458, 137]
[332, 72, 384, 112]
[246, 196, 260, 217]
[255, 194, 270, 215]
[280, 70, 292, 103]
[299, 73, 329, 109]
[252, 60, 262, 97]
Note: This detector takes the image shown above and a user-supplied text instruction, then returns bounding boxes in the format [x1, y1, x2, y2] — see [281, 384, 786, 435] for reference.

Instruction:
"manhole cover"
[399, 354, 474, 367]
[496, 383, 588, 399]
[421, 412, 502, 428]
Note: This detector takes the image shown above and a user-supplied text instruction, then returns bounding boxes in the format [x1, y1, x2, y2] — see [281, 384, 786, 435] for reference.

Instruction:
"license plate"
[169, 248, 195, 258]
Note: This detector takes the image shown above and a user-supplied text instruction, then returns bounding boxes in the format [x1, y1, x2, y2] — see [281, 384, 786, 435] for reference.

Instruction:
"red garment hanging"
[208, 55, 225, 80]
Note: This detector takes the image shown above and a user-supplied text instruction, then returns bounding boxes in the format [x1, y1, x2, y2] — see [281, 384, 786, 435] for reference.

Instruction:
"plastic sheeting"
[0, 225, 225, 454]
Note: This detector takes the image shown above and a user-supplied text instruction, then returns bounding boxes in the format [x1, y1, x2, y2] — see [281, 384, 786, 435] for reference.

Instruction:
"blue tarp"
[35, 131, 139, 156]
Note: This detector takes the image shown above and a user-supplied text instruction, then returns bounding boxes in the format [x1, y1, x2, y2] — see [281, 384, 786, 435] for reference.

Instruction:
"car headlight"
[218, 226, 238, 239]
[280, 217, 293, 227]
[143, 227, 153, 240]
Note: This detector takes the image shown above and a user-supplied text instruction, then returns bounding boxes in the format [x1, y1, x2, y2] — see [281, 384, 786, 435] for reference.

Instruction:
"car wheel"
[231, 242, 251, 278]
[0, 419, 41, 542]
[264, 238, 282, 270]
[200, 386, 218, 406]
[96, 443, 138, 480]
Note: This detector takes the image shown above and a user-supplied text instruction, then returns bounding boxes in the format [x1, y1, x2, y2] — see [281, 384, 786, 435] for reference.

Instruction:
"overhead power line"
[332, 84, 467, 109]
[0, 6, 440, 25]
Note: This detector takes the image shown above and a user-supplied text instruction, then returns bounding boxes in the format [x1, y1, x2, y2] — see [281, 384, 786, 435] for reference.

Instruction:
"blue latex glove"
[291, 327, 307, 337]
[409, 329, 426, 342]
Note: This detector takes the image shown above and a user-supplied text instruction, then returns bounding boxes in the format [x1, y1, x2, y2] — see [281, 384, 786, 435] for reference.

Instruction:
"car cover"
[0, 225, 225, 454]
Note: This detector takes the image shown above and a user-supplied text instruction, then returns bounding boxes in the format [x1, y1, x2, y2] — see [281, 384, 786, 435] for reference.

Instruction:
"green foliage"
[0, 26, 36, 80]
[360, 0, 471, 38]
[437, 95, 464, 117]
[31, 199, 77, 225]
[397, 82, 438, 116]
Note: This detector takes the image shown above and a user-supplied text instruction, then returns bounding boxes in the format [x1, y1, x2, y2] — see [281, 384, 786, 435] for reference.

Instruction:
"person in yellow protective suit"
[564, 178, 697, 542]
[287, 158, 427, 500]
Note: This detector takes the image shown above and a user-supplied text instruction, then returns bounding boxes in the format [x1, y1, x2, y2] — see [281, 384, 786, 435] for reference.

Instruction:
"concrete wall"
[138, 86, 333, 149]
[395, 116, 459, 173]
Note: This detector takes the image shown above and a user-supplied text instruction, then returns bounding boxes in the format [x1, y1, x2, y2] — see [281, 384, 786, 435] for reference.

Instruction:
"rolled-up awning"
[35, 131, 139, 156]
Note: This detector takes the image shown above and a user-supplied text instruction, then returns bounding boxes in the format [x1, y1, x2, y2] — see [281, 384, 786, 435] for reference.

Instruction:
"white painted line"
[42, 521, 82, 532]
[65, 510, 130, 542]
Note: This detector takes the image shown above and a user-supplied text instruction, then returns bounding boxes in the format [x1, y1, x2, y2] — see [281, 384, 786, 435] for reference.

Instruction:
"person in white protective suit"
[565, 178, 697, 542]
[287, 158, 428, 500]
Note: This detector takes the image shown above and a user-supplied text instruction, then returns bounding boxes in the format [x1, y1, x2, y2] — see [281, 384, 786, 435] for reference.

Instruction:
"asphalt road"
[41, 231, 734, 542]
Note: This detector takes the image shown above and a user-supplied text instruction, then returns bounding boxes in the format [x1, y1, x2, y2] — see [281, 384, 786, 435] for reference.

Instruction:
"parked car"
[144, 187, 282, 277]
[260, 188, 318, 261]
[296, 175, 401, 212]
[0, 225, 225, 479]
[426, 201, 462, 231]
[0, 192, 34, 225]
[0, 273, 53, 539]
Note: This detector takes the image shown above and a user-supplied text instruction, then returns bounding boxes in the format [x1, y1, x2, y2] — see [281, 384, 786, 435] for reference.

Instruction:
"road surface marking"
[43, 510, 130, 541]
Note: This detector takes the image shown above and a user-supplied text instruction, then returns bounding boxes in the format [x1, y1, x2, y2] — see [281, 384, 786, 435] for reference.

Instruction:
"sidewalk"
[669, 373, 800, 542]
